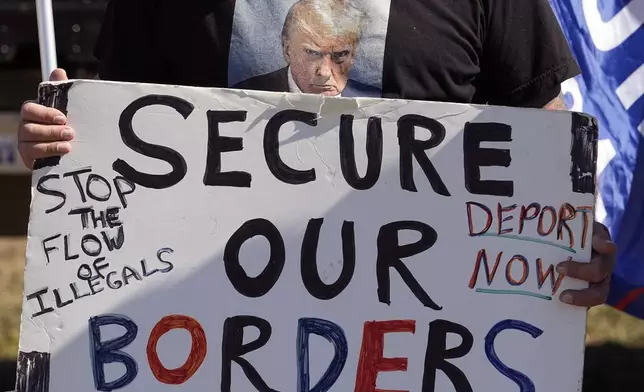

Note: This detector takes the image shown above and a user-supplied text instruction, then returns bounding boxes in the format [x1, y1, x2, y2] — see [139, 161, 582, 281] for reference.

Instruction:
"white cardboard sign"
[17, 80, 597, 392]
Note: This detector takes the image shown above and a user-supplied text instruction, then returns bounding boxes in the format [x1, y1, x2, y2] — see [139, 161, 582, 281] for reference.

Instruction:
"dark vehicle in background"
[0, 0, 107, 234]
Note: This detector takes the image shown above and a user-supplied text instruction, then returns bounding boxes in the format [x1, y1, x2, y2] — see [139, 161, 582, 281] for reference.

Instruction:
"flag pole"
[35, 0, 57, 81]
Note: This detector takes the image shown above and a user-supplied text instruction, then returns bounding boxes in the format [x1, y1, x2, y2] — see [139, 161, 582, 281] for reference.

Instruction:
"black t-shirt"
[94, 0, 580, 108]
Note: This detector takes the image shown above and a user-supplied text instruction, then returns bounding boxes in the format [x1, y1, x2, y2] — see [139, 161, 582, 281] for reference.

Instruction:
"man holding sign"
[13, 1, 620, 391]
[17, 0, 613, 312]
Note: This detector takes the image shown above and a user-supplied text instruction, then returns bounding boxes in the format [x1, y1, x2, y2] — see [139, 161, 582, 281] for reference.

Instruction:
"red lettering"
[147, 315, 207, 384]
[497, 203, 517, 235]
[468, 249, 502, 288]
[557, 203, 577, 248]
[355, 320, 416, 392]
[536, 258, 565, 295]
[537, 206, 557, 236]
[466, 202, 492, 236]
[518, 203, 540, 234]
[577, 206, 593, 249]
[505, 255, 528, 286]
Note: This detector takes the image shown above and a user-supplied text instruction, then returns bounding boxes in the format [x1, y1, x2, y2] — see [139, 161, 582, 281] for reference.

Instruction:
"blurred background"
[1, 1, 644, 391]
[0, 0, 105, 390]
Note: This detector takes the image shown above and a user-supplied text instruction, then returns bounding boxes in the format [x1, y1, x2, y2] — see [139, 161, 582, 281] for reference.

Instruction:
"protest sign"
[17, 80, 597, 392]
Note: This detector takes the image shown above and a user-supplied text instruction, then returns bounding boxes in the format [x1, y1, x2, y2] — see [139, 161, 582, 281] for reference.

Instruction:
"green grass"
[0, 237, 26, 360]
[587, 304, 644, 347]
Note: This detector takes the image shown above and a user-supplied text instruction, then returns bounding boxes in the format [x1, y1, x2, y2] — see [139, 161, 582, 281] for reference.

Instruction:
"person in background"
[16, 0, 616, 308]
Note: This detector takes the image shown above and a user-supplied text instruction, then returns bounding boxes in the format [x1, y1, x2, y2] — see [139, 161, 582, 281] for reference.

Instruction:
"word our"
[27, 216, 448, 318]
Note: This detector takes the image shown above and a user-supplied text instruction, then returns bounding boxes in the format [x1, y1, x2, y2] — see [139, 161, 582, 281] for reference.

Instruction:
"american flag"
[549, 0, 644, 317]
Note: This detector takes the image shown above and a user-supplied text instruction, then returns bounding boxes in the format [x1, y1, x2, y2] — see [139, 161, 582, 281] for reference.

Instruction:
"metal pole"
[35, 0, 58, 81]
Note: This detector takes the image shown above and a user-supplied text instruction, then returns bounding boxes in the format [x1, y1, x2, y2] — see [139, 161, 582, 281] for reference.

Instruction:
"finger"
[592, 227, 617, 255]
[20, 102, 66, 125]
[557, 255, 610, 283]
[50, 68, 68, 82]
[18, 141, 72, 162]
[19, 123, 74, 142]
[559, 277, 610, 307]
[593, 221, 610, 236]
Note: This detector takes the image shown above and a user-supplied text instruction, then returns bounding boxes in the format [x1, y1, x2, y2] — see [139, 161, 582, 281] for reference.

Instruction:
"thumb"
[49, 68, 68, 82]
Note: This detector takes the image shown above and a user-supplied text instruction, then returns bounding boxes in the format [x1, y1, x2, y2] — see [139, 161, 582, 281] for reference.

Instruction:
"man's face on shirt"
[284, 29, 357, 96]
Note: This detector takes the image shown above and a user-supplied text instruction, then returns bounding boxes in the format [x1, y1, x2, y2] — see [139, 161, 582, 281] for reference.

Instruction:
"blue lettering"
[89, 314, 139, 391]
[297, 317, 348, 392]
[484, 319, 543, 392]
